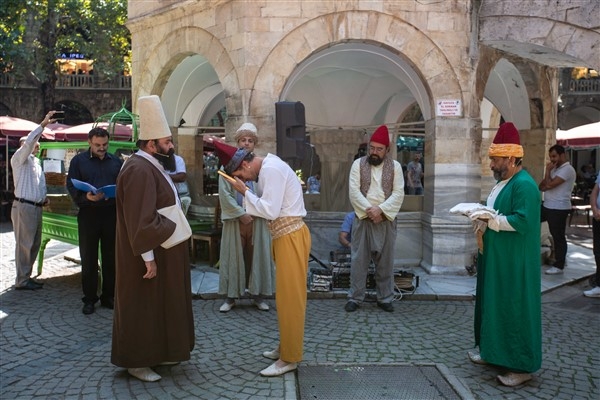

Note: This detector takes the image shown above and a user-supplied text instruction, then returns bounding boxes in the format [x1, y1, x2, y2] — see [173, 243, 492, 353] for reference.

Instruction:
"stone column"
[421, 117, 483, 274]
[310, 129, 364, 212]
[176, 128, 199, 203]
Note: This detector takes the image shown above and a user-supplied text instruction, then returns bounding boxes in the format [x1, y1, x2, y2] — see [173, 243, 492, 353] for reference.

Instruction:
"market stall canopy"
[58, 122, 133, 142]
[557, 122, 600, 150]
[46, 122, 71, 131]
[0, 116, 55, 140]
[45, 122, 72, 141]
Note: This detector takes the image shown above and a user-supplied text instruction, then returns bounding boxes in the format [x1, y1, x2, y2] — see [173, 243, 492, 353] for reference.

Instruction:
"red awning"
[58, 122, 133, 142]
[556, 122, 600, 150]
[0, 116, 55, 140]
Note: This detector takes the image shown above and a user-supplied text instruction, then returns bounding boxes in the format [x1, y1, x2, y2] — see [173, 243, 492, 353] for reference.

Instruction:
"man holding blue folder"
[67, 127, 123, 315]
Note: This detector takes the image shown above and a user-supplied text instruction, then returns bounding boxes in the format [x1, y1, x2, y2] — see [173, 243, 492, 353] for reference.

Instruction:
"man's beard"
[153, 148, 176, 171]
[368, 154, 384, 166]
[492, 167, 506, 181]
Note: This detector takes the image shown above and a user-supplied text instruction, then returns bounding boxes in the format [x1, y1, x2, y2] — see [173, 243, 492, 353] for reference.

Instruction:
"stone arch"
[52, 99, 93, 125]
[475, 46, 559, 185]
[479, 3, 600, 71]
[252, 11, 462, 122]
[133, 26, 241, 120]
[477, 48, 559, 132]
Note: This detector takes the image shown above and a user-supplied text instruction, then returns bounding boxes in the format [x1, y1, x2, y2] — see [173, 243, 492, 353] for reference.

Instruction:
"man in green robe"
[469, 122, 542, 387]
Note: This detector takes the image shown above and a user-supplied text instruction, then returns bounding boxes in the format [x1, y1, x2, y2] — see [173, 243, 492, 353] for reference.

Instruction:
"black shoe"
[345, 301, 359, 312]
[377, 302, 394, 312]
[15, 280, 43, 291]
[29, 279, 44, 287]
[100, 298, 114, 309]
[82, 303, 95, 315]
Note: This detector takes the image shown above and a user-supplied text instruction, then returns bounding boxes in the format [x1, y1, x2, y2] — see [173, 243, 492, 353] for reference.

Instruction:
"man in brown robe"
[111, 95, 195, 382]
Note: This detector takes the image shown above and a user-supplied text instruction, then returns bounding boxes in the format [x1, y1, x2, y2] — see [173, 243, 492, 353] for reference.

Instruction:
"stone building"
[127, 0, 600, 273]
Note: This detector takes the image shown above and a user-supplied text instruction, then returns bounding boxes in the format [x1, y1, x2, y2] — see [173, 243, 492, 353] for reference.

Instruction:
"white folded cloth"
[450, 203, 497, 220]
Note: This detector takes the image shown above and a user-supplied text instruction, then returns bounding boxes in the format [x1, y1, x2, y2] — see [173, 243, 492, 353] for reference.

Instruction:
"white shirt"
[244, 154, 306, 220]
[543, 162, 576, 210]
[487, 178, 515, 232]
[167, 154, 190, 196]
[348, 157, 405, 221]
[11, 125, 46, 203]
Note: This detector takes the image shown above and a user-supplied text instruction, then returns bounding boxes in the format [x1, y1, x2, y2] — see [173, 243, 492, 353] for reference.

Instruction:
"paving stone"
[1, 221, 598, 399]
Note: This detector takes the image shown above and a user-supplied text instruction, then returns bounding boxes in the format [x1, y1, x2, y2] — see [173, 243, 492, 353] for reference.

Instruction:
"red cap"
[370, 125, 390, 147]
[214, 141, 249, 174]
[492, 122, 520, 145]
[488, 122, 524, 158]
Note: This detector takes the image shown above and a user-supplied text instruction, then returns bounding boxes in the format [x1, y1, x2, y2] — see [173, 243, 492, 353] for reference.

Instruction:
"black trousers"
[593, 218, 600, 284]
[77, 206, 116, 304]
[542, 206, 570, 269]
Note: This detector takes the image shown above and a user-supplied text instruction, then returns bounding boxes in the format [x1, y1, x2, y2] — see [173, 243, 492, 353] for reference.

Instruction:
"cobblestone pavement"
[1, 221, 599, 399]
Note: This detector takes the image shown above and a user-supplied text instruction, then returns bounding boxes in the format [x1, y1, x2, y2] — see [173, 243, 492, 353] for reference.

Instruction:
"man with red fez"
[345, 124, 404, 313]
[111, 95, 195, 382]
[468, 122, 541, 387]
[214, 140, 310, 378]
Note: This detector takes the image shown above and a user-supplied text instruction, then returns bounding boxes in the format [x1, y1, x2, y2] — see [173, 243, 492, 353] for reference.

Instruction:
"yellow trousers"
[272, 224, 311, 363]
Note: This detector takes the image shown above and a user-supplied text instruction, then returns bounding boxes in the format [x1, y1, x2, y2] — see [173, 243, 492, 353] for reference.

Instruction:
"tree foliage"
[0, 0, 130, 112]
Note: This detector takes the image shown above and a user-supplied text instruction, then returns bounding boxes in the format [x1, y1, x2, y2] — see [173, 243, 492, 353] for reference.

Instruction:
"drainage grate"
[298, 364, 465, 400]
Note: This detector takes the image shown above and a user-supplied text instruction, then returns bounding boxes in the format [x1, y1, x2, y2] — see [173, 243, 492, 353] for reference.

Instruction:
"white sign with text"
[436, 99, 462, 117]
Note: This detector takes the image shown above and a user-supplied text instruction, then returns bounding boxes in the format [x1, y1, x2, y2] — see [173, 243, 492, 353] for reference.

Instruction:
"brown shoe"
[497, 372, 532, 387]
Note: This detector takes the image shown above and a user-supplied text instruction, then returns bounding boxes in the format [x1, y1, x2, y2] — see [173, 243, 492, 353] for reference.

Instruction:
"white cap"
[234, 122, 258, 144]
[138, 95, 172, 140]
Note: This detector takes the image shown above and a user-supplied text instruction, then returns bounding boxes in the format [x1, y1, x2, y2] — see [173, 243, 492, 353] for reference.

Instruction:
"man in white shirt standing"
[167, 154, 192, 216]
[406, 152, 424, 195]
[539, 144, 577, 275]
[11, 111, 58, 290]
[345, 125, 404, 312]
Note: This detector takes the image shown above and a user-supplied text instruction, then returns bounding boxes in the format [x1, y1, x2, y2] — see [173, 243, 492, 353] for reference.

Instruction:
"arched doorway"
[279, 42, 431, 212]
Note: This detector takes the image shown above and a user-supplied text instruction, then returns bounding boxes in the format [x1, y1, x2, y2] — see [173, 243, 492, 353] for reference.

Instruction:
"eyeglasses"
[369, 146, 386, 153]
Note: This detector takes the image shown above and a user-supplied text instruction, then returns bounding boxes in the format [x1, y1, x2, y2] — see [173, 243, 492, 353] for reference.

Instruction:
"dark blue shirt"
[67, 149, 123, 208]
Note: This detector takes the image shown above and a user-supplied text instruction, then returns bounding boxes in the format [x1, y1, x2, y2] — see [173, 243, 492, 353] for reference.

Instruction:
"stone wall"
[124, 0, 592, 273]
[0, 87, 130, 122]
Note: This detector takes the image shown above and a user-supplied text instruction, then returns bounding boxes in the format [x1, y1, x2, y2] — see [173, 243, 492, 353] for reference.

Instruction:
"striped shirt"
[10, 126, 46, 203]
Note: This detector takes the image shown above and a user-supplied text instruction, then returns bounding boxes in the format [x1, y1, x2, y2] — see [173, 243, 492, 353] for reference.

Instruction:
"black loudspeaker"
[275, 101, 306, 161]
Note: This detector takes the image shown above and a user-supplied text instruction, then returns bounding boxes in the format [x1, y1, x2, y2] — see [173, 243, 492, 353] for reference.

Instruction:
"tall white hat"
[138, 95, 172, 140]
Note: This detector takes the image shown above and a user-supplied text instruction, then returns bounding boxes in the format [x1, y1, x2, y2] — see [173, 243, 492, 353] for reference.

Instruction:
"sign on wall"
[436, 99, 462, 117]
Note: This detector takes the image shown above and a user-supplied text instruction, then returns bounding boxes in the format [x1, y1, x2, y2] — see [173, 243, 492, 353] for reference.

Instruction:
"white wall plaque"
[436, 99, 462, 117]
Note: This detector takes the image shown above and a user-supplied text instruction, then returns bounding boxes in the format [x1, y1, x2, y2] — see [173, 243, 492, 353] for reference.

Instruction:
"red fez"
[493, 122, 520, 145]
[488, 122, 524, 158]
[370, 125, 390, 147]
[214, 141, 250, 174]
